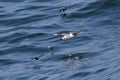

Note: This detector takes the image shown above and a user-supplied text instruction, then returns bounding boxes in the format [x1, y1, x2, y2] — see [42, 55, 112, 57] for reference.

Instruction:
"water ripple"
[0, 0, 120, 80]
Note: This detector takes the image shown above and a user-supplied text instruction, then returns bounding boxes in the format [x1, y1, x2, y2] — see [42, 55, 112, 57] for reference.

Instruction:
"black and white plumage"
[60, 6, 67, 13]
[59, 6, 67, 17]
[32, 55, 43, 60]
[52, 31, 81, 40]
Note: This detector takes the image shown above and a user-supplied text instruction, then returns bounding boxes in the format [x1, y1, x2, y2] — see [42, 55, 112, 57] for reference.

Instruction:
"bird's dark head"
[71, 32, 77, 35]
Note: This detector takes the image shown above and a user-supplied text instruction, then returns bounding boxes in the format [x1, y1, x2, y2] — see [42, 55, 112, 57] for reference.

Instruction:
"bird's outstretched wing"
[52, 33, 60, 36]
[52, 33, 68, 36]
[77, 30, 87, 33]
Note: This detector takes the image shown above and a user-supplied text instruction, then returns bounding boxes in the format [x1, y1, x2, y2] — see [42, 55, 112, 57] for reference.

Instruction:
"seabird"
[47, 46, 53, 50]
[32, 55, 43, 60]
[52, 31, 81, 40]
[60, 6, 67, 13]
[63, 54, 81, 60]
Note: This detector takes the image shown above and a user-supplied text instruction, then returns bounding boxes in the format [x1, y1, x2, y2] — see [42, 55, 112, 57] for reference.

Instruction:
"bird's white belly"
[62, 34, 74, 40]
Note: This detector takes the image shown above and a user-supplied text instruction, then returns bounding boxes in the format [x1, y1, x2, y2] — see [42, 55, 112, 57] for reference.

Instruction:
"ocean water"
[0, 0, 120, 80]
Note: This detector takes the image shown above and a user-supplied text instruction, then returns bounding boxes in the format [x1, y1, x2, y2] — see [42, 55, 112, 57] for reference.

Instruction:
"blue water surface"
[0, 0, 120, 80]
